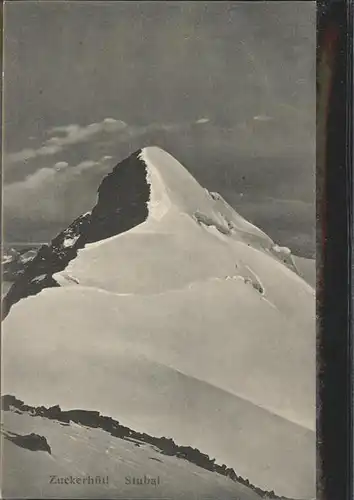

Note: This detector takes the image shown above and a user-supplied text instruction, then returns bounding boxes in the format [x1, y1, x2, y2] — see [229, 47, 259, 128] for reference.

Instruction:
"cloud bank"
[5, 117, 210, 165]
[3, 154, 114, 225]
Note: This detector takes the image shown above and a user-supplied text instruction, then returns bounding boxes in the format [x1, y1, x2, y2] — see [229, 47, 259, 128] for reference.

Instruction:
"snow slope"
[1, 409, 265, 500]
[2, 147, 315, 499]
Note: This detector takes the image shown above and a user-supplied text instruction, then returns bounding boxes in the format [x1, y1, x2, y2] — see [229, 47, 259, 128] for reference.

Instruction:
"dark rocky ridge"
[1, 395, 291, 500]
[2, 247, 38, 282]
[2, 429, 52, 454]
[2, 150, 150, 320]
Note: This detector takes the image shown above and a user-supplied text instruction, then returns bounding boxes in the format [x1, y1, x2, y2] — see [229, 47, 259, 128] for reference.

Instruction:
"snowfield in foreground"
[2, 147, 315, 499]
[1, 410, 266, 500]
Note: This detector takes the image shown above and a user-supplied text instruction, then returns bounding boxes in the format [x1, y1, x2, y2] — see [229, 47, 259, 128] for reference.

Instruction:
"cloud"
[3, 155, 111, 224]
[22, 168, 57, 189]
[54, 161, 69, 171]
[5, 118, 128, 165]
[195, 118, 210, 124]
[37, 144, 62, 156]
[11, 158, 102, 189]
[74, 160, 98, 172]
[5, 117, 212, 166]
[253, 115, 273, 122]
[48, 118, 128, 146]
[6, 148, 39, 163]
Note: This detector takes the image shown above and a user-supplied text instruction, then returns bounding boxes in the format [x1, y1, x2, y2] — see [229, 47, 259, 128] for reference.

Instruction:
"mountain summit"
[2, 150, 150, 317]
[2, 147, 315, 498]
[2, 147, 299, 316]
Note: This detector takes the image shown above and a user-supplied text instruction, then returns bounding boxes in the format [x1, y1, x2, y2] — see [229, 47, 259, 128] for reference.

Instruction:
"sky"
[3, 1, 316, 257]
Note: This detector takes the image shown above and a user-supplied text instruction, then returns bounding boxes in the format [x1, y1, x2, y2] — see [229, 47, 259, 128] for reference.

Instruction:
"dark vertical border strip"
[347, 3, 354, 500]
[317, 1, 353, 499]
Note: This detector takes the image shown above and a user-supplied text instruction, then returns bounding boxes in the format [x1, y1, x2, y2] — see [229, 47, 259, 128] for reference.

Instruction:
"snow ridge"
[2, 146, 316, 499]
[2, 150, 150, 318]
[138, 148, 171, 221]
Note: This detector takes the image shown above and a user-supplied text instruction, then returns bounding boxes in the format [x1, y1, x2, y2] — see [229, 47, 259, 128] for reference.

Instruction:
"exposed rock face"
[2, 430, 52, 454]
[1, 147, 315, 499]
[2, 247, 38, 282]
[85, 151, 149, 243]
[2, 151, 150, 319]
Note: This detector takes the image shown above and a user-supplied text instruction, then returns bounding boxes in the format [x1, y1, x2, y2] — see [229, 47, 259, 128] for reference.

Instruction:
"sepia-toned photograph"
[1, 2, 316, 499]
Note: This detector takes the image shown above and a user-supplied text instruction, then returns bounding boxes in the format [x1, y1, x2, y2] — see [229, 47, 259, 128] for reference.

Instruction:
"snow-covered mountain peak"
[2, 147, 312, 319]
[87, 148, 150, 243]
[138, 147, 274, 247]
[2, 146, 316, 498]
